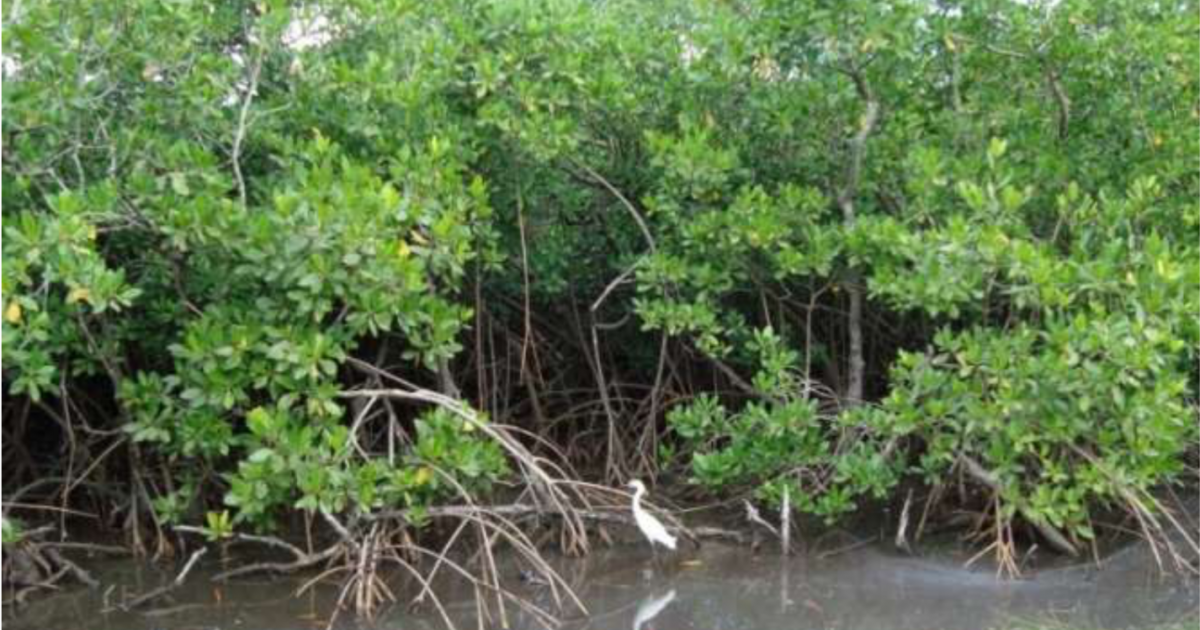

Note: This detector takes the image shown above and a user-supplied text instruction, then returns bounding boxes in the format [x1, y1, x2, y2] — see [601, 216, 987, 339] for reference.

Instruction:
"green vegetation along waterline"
[2, 0, 1197, 621]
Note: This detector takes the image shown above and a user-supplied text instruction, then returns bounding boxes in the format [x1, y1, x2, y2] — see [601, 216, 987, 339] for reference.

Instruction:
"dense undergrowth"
[3, 0, 1198, 619]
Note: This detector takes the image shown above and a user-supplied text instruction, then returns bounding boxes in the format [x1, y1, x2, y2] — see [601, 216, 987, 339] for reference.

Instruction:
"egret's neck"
[631, 485, 645, 506]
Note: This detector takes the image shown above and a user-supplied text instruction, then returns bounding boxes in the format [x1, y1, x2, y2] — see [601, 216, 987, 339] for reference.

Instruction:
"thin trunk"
[437, 359, 461, 399]
[845, 276, 866, 405]
[836, 67, 880, 407]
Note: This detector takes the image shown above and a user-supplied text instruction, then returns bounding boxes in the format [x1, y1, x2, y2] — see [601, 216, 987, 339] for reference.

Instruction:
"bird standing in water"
[627, 479, 677, 551]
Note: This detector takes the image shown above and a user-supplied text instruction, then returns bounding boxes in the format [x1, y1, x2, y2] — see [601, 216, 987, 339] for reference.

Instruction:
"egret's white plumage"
[627, 479, 677, 551]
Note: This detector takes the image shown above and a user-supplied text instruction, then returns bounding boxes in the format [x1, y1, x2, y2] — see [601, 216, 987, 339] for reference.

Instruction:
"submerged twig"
[745, 500, 781, 540]
[113, 547, 207, 611]
[173, 526, 341, 581]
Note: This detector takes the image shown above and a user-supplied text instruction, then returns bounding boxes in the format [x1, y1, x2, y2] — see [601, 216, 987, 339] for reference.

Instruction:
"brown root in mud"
[337, 384, 596, 555]
[164, 384, 730, 629]
[937, 450, 1200, 578]
[1111, 480, 1200, 576]
[160, 377, 602, 628]
[2, 527, 99, 607]
[1068, 445, 1200, 576]
[958, 454, 1079, 558]
[176, 503, 590, 629]
[963, 497, 1021, 578]
[172, 479, 729, 627]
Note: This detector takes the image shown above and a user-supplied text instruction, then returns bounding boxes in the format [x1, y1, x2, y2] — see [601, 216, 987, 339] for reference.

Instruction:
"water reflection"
[4, 539, 1196, 630]
[632, 589, 676, 630]
[547, 542, 1197, 630]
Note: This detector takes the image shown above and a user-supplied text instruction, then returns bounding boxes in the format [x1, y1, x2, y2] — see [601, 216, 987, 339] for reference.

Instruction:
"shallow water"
[6, 537, 1197, 630]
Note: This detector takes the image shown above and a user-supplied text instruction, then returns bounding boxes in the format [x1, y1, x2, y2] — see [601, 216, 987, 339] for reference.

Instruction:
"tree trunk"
[846, 274, 866, 405]
[836, 66, 880, 407]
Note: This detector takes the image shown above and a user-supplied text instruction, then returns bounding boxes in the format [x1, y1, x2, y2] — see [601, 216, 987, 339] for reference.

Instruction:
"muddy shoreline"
[4, 512, 1197, 630]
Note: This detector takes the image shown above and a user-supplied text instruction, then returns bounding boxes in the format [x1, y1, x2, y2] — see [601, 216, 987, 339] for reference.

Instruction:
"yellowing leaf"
[397, 241, 411, 258]
[410, 230, 429, 245]
[1154, 258, 1178, 280]
[414, 466, 434, 486]
[87, 226, 98, 241]
[380, 183, 399, 208]
[67, 287, 91, 304]
[4, 302, 21, 324]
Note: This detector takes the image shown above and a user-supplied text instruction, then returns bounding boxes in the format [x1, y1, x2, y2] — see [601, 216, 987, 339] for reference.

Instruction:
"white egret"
[627, 479, 677, 551]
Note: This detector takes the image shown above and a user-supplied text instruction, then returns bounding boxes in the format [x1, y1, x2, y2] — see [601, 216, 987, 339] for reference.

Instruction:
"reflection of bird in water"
[627, 480, 677, 552]
[518, 569, 549, 586]
[632, 588, 677, 630]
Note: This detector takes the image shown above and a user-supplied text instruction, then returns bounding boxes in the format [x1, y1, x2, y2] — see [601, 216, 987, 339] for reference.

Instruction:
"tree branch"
[116, 547, 207, 610]
[231, 46, 264, 208]
[958, 454, 1079, 557]
[572, 161, 656, 253]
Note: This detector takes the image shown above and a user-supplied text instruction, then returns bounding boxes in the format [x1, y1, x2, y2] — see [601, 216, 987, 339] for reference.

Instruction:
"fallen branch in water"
[109, 547, 207, 612]
[2, 526, 100, 605]
[690, 525, 749, 544]
[36, 541, 131, 556]
[744, 500, 781, 541]
[817, 534, 877, 560]
[173, 526, 342, 581]
[41, 547, 99, 588]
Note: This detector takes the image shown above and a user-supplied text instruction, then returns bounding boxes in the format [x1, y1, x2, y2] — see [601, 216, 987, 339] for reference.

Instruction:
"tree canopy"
[3, 0, 1197, 588]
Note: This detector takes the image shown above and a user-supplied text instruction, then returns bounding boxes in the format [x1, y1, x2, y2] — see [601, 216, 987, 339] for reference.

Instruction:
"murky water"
[6, 538, 1197, 630]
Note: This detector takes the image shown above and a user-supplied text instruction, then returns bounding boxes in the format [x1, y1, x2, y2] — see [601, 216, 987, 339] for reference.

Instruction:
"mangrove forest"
[2, 0, 1198, 627]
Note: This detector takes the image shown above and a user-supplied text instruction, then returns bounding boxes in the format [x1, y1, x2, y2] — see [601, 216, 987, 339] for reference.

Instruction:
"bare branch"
[958, 454, 1079, 557]
[232, 46, 265, 208]
[572, 160, 656, 252]
[115, 547, 207, 610]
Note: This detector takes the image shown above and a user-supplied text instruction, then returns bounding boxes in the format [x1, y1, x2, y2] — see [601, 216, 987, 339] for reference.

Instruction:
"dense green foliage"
[3, 0, 1197, 557]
